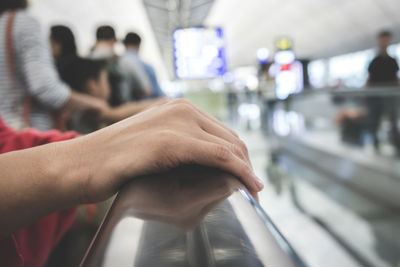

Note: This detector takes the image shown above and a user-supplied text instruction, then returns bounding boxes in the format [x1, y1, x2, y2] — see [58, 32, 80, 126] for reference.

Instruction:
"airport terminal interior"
[1, 0, 400, 267]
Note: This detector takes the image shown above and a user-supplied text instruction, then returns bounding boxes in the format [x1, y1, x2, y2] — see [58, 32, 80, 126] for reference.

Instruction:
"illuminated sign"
[276, 37, 292, 51]
[273, 38, 303, 99]
[275, 61, 304, 99]
[173, 27, 227, 79]
[257, 48, 270, 63]
[274, 50, 295, 65]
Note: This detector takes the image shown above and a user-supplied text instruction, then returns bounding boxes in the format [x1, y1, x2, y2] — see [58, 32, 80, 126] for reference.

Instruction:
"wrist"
[54, 130, 123, 204]
[49, 138, 91, 205]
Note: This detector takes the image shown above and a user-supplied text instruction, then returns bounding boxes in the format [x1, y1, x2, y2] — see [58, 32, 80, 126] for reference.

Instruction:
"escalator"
[266, 88, 400, 267]
[79, 166, 307, 267]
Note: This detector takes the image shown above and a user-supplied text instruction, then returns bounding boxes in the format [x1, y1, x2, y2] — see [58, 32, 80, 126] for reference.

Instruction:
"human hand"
[58, 99, 263, 204]
[67, 91, 111, 115]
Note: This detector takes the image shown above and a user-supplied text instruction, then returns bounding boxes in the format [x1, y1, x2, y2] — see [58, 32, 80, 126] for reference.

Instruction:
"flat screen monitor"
[173, 27, 227, 79]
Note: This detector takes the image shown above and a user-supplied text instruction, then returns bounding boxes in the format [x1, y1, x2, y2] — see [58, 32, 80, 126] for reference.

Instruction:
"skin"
[50, 38, 62, 59]
[50, 34, 167, 124]
[50, 37, 161, 123]
[82, 69, 168, 123]
[0, 99, 263, 237]
[85, 70, 111, 101]
[125, 44, 140, 51]
[377, 35, 391, 56]
[64, 91, 109, 114]
[93, 40, 116, 52]
[47, 37, 111, 116]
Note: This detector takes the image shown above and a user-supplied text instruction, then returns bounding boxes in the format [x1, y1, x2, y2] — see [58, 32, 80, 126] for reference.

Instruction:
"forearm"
[0, 141, 83, 236]
[63, 91, 107, 112]
[143, 87, 152, 97]
[0, 99, 262, 236]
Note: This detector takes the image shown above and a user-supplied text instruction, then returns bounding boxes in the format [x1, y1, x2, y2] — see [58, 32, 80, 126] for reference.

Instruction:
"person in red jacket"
[0, 99, 263, 267]
[0, 121, 79, 267]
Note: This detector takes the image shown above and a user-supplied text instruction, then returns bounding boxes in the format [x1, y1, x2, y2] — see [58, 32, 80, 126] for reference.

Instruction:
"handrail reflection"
[79, 166, 307, 267]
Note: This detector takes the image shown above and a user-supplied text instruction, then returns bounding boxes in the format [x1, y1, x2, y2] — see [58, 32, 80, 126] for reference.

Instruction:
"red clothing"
[0, 117, 79, 267]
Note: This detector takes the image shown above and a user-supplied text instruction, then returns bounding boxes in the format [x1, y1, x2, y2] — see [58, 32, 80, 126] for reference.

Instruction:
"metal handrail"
[79, 166, 307, 267]
[288, 86, 400, 98]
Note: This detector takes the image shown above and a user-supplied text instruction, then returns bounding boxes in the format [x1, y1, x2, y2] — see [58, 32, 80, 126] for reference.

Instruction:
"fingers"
[162, 99, 262, 192]
[192, 104, 240, 138]
[194, 106, 250, 164]
[250, 191, 260, 202]
[200, 131, 251, 167]
[195, 133, 262, 197]
[167, 98, 239, 137]
[181, 137, 264, 192]
[171, 99, 251, 166]
[197, 116, 252, 167]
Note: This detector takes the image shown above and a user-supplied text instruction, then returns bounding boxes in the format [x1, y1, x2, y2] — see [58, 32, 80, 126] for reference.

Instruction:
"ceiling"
[143, 0, 215, 77]
[28, 0, 169, 81]
[206, 0, 400, 68]
[28, 0, 400, 80]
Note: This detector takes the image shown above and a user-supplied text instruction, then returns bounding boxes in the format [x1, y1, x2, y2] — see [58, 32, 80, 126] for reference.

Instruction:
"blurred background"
[21, 0, 400, 266]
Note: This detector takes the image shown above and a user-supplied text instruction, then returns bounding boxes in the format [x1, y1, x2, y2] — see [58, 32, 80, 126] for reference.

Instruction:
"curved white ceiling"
[28, 0, 169, 81]
[27, 0, 400, 78]
[206, 0, 400, 68]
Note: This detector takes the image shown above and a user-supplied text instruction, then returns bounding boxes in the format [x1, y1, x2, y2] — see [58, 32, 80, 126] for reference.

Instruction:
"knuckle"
[230, 143, 242, 157]
[173, 98, 192, 106]
[171, 102, 194, 115]
[237, 140, 249, 155]
[215, 145, 231, 161]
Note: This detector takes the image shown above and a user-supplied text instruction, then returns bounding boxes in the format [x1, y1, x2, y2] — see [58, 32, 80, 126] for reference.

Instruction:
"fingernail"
[254, 175, 264, 191]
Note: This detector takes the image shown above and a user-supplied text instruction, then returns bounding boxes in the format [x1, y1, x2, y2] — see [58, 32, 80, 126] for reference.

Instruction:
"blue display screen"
[173, 27, 227, 79]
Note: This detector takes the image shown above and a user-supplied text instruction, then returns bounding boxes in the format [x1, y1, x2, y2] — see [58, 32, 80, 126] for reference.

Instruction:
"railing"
[262, 86, 400, 100]
[79, 166, 307, 267]
[262, 86, 400, 267]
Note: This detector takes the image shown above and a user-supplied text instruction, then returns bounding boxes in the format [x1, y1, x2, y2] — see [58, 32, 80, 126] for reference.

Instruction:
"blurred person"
[257, 62, 275, 98]
[0, 0, 110, 131]
[90, 25, 118, 60]
[258, 62, 276, 134]
[122, 32, 165, 99]
[0, 98, 263, 267]
[50, 25, 165, 132]
[50, 26, 163, 263]
[368, 30, 399, 86]
[60, 57, 166, 134]
[90, 25, 125, 107]
[50, 25, 79, 76]
[119, 33, 153, 101]
[226, 85, 239, 126]
[366, 30, 400, 154]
